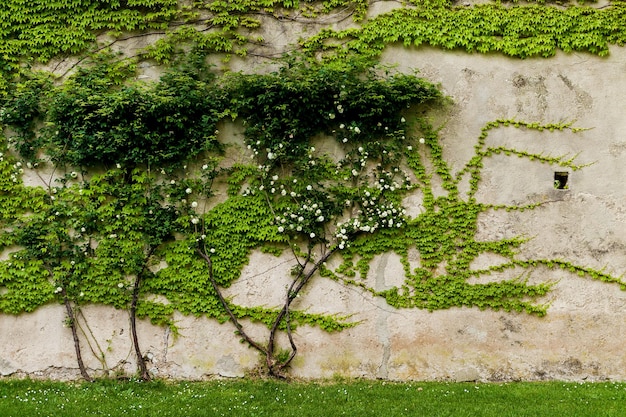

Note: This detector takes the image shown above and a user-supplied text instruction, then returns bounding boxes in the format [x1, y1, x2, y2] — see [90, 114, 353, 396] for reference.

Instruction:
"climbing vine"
[1, 0, 625, 380]
[303, 0, 626, 59]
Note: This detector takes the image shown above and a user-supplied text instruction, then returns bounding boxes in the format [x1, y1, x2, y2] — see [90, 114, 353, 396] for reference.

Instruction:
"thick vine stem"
[267, 246, 337, 378]
[61, 289, 93, 382]
[129, 274, 151, 382]
[196, 245, 268, 356]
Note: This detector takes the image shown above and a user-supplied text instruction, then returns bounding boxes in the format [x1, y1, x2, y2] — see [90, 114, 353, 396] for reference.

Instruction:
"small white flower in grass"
[290, 191, 296, 197]
[342, 138, 348, 143]
[310, 232, 316, 238]
[201, 234, 206, 240]
[109, 234, 117, 239]
[191, 217, 199, 225]
[352, 169, 358, 176]
[281, 189, 287, 196]
[278, 226, 285, 233]
[306, 185, 313, 191]
[191, 201, 198, 208]
[202, 164, 209, 170]
[185, 188, 192, 194]
[401, 117, 406, 123]
[317, 216, 324, 222]
[272, 175, 279, 181]
[55, 287, 62, 294]
[267, 152, 276, 160]
[79, 292, 84, 297]
[210, 248, 215, 253]
[354, 126, 361, 134]
[118, 283, 124, 289]
[329, 113, 336, 119]
[81, 227, 86, 233]
[419, 138, 426, 144]
[116, 163, 122, 169]
[407, 146, 413, 151]
[339, 123, 345, 129]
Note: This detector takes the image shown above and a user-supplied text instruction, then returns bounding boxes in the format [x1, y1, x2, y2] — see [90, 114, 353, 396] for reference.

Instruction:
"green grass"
[1, 378, 625, 416]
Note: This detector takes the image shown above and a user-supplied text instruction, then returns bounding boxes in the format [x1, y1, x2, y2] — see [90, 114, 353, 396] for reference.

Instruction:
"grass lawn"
[1, 378, 625, 416]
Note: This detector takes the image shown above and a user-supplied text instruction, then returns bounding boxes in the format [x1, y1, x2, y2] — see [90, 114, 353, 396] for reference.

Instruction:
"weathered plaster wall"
[2, 39, 626, 381]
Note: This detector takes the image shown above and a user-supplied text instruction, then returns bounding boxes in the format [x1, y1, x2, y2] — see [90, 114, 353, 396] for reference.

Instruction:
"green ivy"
[302, 1, 626, 60]
[1, 53, 624, 377]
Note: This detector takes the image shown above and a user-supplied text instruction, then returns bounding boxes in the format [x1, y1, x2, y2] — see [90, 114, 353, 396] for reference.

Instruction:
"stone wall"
[2, 23, 626, 381]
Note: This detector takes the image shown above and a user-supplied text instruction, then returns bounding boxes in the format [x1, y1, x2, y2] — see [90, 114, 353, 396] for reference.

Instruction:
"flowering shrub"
[0, 54, 624, 379]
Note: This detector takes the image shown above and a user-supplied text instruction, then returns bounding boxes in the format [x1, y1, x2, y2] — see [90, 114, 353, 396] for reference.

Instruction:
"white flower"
[109, 234, 117, 239]
[281, 189, 287, 196]
[339, 124, 345, 129]
[310, 232, 316, 238]
[419, 138, 426, 144]
[352, 169, 358, 176]
[210, 248, 215, 253]
[191, 217, 199, 225]
[191, 201, 198, 208]
[407, 146, 413, 151]
[306, 185, 313, 191]
[267, 152, 276, 160]
[81, 227, 86, 233]
[54, 287, 62, 294]
[202, 164, 209, 170]
[354, 126, 361, 134]
[118, 283, 125, 288]
[278, 226, 285, 233]
[401, 117, 406, 123]
[185, 188, 192, 194]
[116, 163, 121, 169]
[316, 216, 324, 222]
[329, 113, 336, 119]
[272, 175, 279, 181]
[342, 138, 348, 143]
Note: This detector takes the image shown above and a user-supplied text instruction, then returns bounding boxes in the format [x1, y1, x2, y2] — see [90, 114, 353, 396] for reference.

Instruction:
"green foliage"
[0, 0, 178, 68]
[325, 118, 625, 316]
[302, 1, 626, 59]
[0, 51, 624, 376]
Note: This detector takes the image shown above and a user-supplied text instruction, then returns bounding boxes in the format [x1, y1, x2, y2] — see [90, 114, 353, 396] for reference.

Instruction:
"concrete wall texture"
[2, 18, 626, 381]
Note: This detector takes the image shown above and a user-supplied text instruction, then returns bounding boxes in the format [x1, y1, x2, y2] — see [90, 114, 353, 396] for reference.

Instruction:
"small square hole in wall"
[554, 172, 569, 190]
